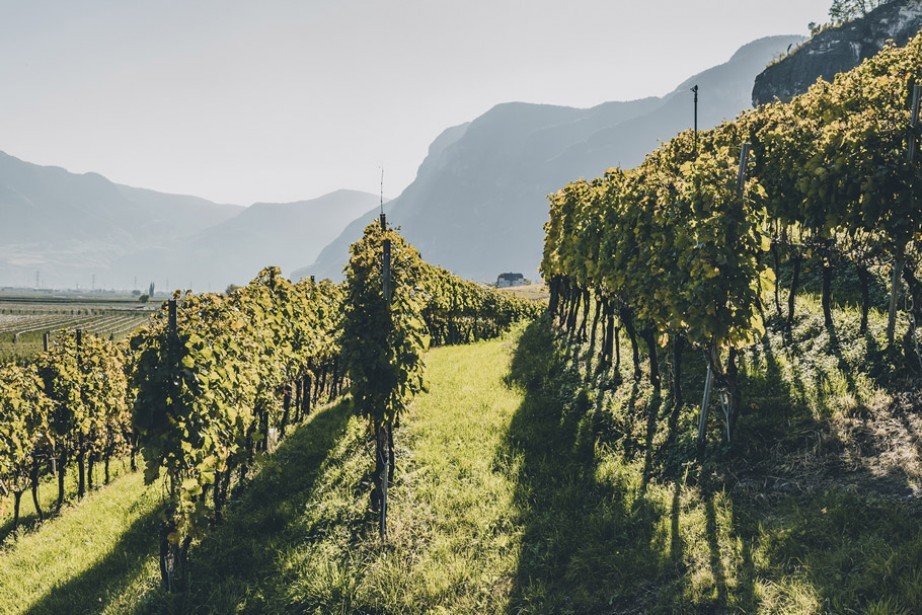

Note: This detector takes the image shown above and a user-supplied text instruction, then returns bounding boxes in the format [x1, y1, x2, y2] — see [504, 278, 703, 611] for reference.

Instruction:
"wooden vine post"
[75, 328, 87, 499]
[378, 212, 392, 539]
[888, 84, 922, 344]
[697, 142, 750, 452]
[159, 298, 180, 591]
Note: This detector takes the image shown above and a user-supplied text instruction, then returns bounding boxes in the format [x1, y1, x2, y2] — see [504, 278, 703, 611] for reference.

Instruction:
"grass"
[516, 290, 922, 613]
[497, 284, 549, 302]
[1, 294, 921, 613]
[0, 456, 136, 543]
[0, 471, 162, 615]
[140, 336, 527, 613]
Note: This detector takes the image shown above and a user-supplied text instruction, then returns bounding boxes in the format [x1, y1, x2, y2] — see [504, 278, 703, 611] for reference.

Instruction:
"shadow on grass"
[502, 318, 668, 613]
[137, 399, 354, 614]
[23, 499, 162, 615]
[0, 462, 132, 544]
[506, 312, 922, 613]
[0, 496, 45, 544]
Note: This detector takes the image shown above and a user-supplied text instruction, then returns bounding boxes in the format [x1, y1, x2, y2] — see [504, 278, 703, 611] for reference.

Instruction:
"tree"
[829, 0, 889, 24]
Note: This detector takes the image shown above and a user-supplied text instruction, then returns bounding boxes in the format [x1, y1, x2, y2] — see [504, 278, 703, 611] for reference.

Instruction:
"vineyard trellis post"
[697, 142, 750, 452]
[888, 84, 922, 344]
[378, 213, 392, 539]
[159, 297, 181, 591]
[75, 328, 87, 499]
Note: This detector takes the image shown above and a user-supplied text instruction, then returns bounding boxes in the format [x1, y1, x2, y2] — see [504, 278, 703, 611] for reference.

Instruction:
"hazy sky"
[0, 0, 831, 205]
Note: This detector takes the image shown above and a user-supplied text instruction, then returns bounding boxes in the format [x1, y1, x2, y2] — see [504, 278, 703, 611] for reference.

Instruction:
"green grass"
[140, 336, 527, 613]
[1, 298, 921, 613]
[0, 471, 162, 615]
[0, 456, 136, 542]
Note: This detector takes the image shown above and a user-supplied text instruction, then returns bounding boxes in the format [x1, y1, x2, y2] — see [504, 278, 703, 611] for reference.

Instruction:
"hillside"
[111, 190, 380, 291]
[300, 35, 803, 283]
[0, 151, 242, 289]
[753, 0, 922, 105]
[2, 297, 921, 613]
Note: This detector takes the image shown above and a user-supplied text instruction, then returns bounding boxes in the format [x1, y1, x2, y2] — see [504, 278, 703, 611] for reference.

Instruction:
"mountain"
[112, 190, 381, 291]
[300, 35, 804, 283]
[0, 151, 242, 288]
[753, 0, 922, 105]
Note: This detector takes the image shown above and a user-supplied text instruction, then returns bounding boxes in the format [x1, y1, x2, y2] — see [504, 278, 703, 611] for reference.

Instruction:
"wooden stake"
[168, 299, 177, 336]
[382, 239, 392, 305]
[887, 85, 922, 344]
[698, 143, 750, 452]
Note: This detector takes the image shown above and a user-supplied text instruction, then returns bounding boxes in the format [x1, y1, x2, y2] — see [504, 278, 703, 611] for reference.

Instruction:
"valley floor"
[2, 304, 922, 613]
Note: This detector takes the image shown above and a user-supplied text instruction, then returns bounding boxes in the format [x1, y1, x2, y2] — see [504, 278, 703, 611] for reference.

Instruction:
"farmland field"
[0, 293, 157, 358]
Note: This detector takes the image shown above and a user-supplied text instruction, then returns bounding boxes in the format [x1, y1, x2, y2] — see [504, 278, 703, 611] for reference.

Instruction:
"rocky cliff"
[753, 0, 922, 105]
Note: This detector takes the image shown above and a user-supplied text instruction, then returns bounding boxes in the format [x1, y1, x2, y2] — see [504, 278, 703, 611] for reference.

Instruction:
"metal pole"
[379, 167, 386, 230]
[692, 85, 699, 152]
[697, 358, 713, 450]
[168, 299, 177, 336]
[737, 143, 751, 195]
[909, 84, 921, 164]
[379, 230, 392, 539]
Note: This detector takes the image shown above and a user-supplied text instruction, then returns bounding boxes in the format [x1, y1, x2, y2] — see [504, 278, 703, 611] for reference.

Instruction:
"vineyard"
[0, 217, 541, 604]
[0, 297, 155, 359]
[542, 33, 922, 449]
[1, 29, 922, 615]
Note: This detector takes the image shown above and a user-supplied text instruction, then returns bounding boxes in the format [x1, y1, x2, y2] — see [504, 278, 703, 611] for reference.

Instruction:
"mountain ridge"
[0, 150, 243, 287]
[299, 34, 803, 283]
[108, 189, 381, 291]
[0, 150, 377, 289]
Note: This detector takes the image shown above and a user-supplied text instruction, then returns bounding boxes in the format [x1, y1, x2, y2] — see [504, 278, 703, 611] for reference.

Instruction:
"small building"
[496, 272, 527, 288]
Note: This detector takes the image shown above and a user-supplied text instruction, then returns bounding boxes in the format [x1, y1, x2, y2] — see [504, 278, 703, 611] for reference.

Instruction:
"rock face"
[753, 0, 922, 105]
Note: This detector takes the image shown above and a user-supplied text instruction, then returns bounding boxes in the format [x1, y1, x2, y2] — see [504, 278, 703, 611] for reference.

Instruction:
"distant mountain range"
[0, 150, 378, 289]
[1, 34, 809, 289]
[111, 190, 380, 291]
[299, 35, 803, 283]
[0, 151, 242, 288]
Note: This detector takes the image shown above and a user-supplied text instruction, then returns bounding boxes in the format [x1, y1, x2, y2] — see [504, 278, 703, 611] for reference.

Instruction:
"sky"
[0, 0, 832, 206]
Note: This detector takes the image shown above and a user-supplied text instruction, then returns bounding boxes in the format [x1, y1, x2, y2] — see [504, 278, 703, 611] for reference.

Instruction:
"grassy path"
[150, 333, 528, 613]
[2, 320, 922, 613]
